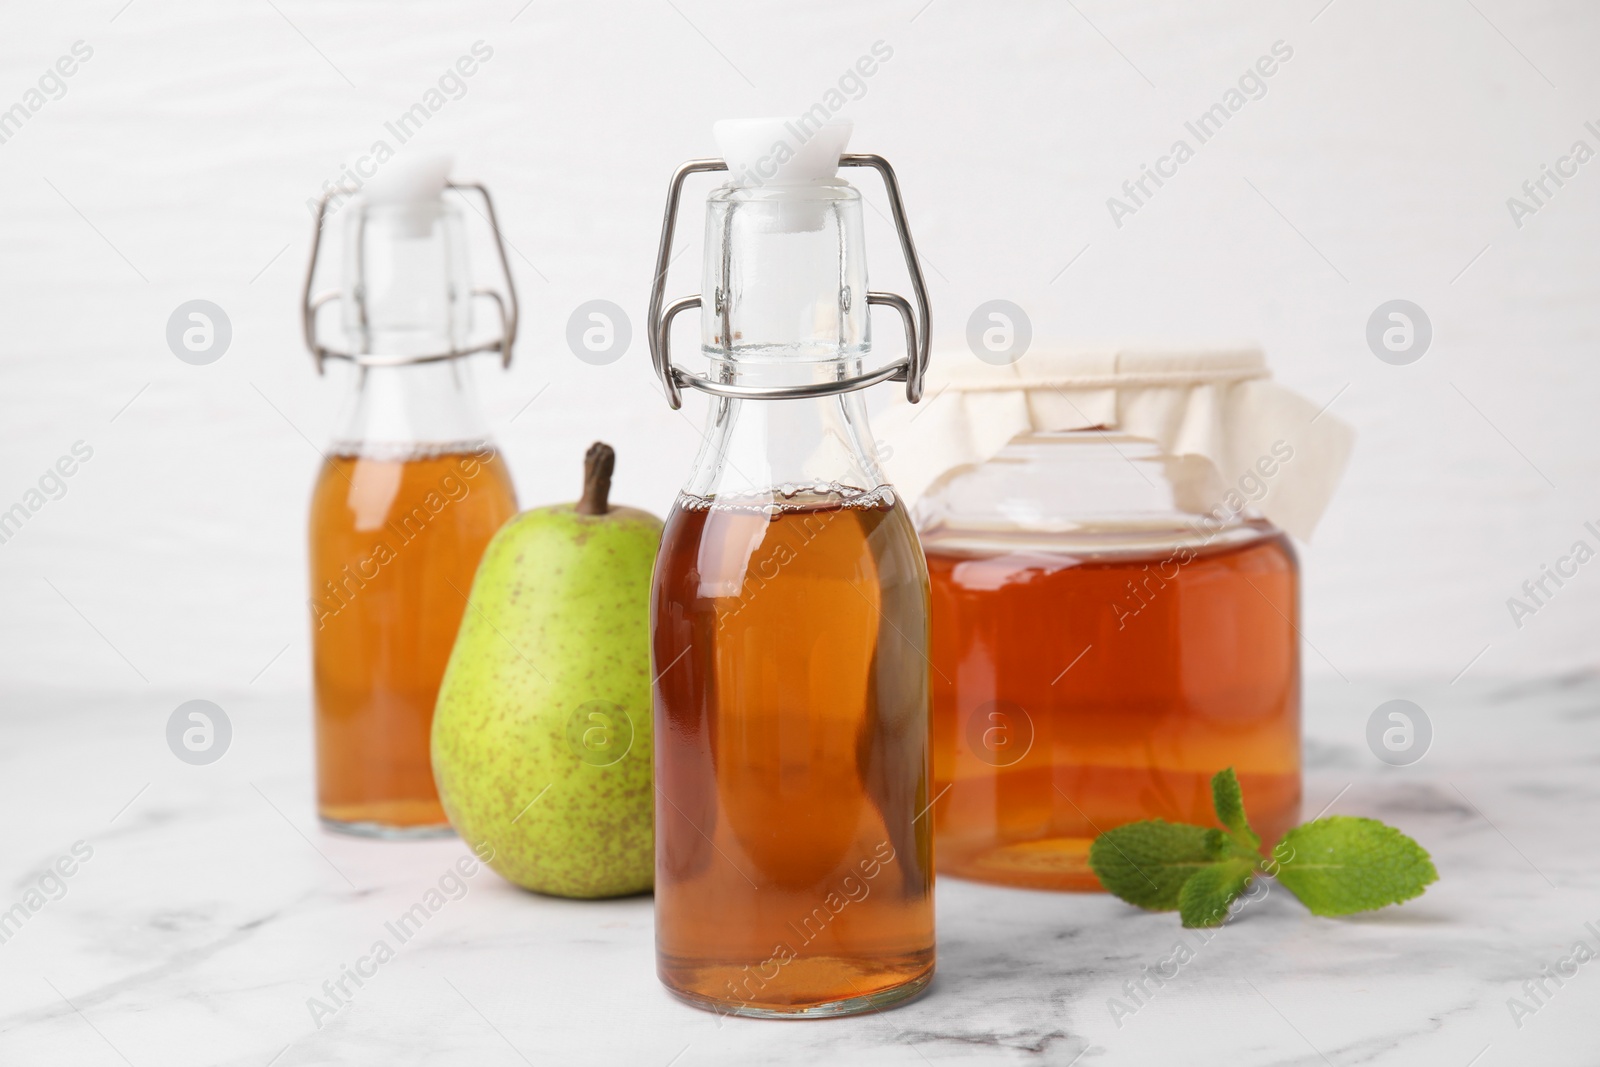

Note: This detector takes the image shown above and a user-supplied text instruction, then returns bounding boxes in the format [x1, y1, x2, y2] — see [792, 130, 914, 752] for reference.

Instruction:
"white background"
[0, 0, 1595, 698]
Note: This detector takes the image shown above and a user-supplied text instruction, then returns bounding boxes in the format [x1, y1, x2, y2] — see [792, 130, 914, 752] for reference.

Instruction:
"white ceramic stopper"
[713, 118, 852, 187]
[362, 152, 453, 238]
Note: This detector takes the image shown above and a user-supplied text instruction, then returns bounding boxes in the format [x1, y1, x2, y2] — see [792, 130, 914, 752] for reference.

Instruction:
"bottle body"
[921, 432, 1301, 890]
[652, 483, 935, 1015]
[309, 435, 516, 832]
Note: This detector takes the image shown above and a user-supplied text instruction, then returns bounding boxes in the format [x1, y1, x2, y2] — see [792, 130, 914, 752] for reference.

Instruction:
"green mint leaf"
[1272, 816, 1438, 916]
[1089, 820, 1230, 910]
[1211, 767, 1261, 853]
[1178, 858, 1256, 928]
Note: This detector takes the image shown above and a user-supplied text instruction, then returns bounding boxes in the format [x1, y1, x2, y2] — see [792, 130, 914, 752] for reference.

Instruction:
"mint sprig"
[1088, 768, 1437, 928]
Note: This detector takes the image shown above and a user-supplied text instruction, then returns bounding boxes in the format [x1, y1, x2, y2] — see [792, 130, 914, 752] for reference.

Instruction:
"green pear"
[432, 442, 660, 898]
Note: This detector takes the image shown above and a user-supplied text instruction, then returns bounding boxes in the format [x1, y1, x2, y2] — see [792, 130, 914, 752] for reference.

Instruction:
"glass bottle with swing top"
[300, 156, 520, 837]
[646, 119, 936, 1017]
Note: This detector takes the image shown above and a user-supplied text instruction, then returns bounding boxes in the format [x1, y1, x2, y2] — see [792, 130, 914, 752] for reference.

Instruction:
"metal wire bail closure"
[646, 154, 932, 410]
[300, 182, 520, 375]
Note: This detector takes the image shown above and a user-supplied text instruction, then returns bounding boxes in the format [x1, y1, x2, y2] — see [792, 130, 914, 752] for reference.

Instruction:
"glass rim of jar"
[916, 428, 1285, 555]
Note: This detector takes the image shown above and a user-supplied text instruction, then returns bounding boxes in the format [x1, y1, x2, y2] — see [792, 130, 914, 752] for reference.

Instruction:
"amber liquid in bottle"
[653, 488, 935, 1015]
[928, 524, 1300, 890]
[309, 445, 517, 832]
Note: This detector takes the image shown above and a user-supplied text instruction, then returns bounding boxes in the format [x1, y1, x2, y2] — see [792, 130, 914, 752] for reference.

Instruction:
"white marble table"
[2, 677, 1595, 1066]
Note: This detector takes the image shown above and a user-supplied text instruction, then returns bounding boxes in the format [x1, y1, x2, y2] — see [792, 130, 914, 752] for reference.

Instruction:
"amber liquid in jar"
[927, 522, 1299, 890]
[652, 488, 935, 1016]
[308, 445, 517, 832]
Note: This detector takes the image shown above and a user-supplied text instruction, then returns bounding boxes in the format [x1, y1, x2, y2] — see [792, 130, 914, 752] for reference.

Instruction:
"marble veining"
[0, 678, 1595, 1065]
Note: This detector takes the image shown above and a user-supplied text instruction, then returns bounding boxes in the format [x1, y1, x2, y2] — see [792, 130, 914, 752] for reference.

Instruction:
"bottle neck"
[700, 179, 869, 382]
[684, 392, 887, 503]
[685, 179, 886, 501]
[330, 360, 494, 459]
[343, 200, 471, 359]
[330, 195, 495, 458]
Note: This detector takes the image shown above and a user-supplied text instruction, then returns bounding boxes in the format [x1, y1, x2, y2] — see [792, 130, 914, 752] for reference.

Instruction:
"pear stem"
[576, 441, 615, 515]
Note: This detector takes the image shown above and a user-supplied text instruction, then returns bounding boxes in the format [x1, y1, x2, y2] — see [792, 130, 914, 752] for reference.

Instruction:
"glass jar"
[647, 123, 936, 1017]
[302, 166, 520, 836]
[918, 429, 1300, 890]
